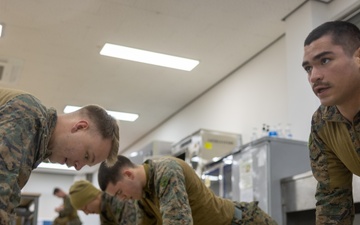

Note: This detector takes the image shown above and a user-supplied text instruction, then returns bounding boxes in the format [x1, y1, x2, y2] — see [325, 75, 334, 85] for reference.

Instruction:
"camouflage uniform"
[100, 192, 140, 225]
[0, 88, 57, 224]
[309, 105, 360, 224]
[138, 156, 277, 225]
[53, 195, 82, 225]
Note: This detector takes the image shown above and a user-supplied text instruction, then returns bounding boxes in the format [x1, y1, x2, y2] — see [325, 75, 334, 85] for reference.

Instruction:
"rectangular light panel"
[64, 105, 139, 122]
[100, 43, 199, 71]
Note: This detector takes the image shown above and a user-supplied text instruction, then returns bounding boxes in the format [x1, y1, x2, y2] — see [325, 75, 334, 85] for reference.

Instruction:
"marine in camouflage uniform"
[309, 105, 359, 224]
[69, 179, 140, 225]
[99, 156, 277, 225]
[0, 88, 57, 224]
[303, 21, 360, 224]
[53, 194, 82, 225]
[100, 192, 140, 225]
[0, 87, 120, 224]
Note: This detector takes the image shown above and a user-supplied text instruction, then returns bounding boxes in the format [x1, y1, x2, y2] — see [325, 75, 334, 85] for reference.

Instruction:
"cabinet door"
[203, 166, 221, 196]
[223, 164, 232, 200]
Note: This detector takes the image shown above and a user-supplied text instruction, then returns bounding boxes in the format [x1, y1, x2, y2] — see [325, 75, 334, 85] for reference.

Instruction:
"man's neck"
[337, 105, 360, 122]
[139, 165, 147, 188]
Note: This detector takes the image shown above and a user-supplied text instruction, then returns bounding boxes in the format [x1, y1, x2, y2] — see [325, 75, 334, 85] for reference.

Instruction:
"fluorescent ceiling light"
[37, 162, 75, 171]
[100, 43, 199, 71]
[0, 24, 2, 37]
[129, 152, 139, 157]
[64, 105, 139, 122]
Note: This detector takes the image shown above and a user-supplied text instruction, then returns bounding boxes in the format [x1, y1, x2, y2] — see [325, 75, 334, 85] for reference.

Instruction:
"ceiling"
[0, 0, 312, 173]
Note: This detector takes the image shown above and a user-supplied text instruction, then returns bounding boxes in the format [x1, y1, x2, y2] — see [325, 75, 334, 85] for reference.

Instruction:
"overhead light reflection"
[37, 163, 75, 171]
[64, 105, 138, 122]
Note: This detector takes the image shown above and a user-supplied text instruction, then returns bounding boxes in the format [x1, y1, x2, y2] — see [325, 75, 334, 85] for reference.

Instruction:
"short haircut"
[78, 105, 120, 166]
[98, 155, 136, 191]
[53, 187, 61, 195]
[304, 21, 360, 56]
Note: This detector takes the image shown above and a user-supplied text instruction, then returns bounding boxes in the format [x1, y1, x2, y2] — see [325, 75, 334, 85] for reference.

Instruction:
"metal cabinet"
[127, 140, 173, 164]
[231, 137, 310, 225]
[172, 129, 242, 176]
[281, 171, 360, 225]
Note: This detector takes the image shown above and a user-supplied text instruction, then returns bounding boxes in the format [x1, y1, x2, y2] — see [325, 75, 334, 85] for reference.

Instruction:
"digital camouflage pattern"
[232, 201, 277, 225]
[0, 88, 56, 224]
[138, 157, 277, 225]
[309, 104, 360, 224]
[100, 192, 140, 225]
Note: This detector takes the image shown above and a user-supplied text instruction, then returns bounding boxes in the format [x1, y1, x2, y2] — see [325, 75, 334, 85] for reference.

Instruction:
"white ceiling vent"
[0, 58, 23, 84]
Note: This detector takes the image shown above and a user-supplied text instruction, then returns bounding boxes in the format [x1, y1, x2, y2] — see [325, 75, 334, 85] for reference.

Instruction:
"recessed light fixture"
[64, 105, 139, 122]
[100, 43, 199, 71]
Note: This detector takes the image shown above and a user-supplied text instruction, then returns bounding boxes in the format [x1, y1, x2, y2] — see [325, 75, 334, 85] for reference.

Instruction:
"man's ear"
[354, 48, 360, 66]
[123, 169, 134, 180]
[71, 120, 89, 132]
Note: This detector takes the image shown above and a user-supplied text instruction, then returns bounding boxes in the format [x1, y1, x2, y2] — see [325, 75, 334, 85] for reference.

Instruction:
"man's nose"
[74, 161, 85, 170]
[309, 67, 323, 84]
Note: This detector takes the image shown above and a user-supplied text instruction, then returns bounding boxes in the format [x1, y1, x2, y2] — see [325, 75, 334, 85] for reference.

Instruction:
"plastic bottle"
[268, 125, 278, 137]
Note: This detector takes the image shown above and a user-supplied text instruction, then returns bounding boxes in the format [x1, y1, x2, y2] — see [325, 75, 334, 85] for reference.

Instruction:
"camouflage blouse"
[309, 104, 360, 224]
[0, 88, 56, 224]
[100, 192, 139, 225]
[138, 156, 235, 225]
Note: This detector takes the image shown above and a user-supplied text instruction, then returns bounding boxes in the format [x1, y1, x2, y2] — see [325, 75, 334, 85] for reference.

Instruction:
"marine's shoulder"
[152, 156, 185, 168]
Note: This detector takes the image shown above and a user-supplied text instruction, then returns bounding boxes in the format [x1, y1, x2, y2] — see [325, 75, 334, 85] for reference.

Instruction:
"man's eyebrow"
[302, 60, 309, 68]
[302, 51, 333, 67]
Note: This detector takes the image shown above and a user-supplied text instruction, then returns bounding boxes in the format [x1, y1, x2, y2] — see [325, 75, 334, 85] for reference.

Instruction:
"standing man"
[69, 180, 139, 225]
[53, 187, 82, 225]
[0, 87, 120, 224]
[302, 21, 360, 224]
[98, 155, 277, 225]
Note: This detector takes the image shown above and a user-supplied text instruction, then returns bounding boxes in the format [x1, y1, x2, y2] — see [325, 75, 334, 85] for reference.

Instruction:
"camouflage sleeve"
[309, 129, 354, 224]
[100, 192, 117, 225]
[0, 119, 33, 224]
[100, 193, 120, 225]
[155, 160, 193, 225]
[100, 193, 139, 225]
[117, 200, 138, 225]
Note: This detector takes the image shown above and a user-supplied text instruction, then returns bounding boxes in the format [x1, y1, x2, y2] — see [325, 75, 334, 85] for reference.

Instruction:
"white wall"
[123, 36, 289, 154]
